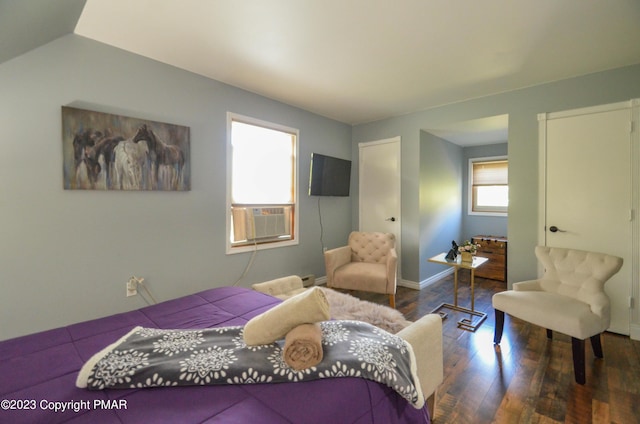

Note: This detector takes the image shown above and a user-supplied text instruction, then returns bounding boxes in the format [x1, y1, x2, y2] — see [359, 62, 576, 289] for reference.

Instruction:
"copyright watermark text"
[1, 399, 128, 413]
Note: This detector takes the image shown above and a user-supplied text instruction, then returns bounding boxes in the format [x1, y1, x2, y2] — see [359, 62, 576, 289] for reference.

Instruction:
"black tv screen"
[309, 153, 352, 196]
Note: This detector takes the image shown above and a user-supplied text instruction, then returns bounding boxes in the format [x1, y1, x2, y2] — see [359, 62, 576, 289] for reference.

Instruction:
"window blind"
[472, 160, 508, 186]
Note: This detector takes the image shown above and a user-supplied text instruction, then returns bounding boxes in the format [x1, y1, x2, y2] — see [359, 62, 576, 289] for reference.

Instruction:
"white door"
[539, 102, 633, 335]
[359, 137, 402, 275]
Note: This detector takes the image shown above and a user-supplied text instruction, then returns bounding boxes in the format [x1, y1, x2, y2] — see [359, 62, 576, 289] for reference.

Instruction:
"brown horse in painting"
[133, 124, 184, 189]
[83, 130, 125, 188]
[72, 128, 102, 169]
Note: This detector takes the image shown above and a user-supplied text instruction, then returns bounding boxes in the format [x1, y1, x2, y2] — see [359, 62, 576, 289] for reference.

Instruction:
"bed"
[0, 286, 442, 423]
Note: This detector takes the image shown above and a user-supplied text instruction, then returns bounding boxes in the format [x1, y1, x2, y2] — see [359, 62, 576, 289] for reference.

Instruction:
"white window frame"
[468, 155, 508, 216]
[226, 112, 299, 254]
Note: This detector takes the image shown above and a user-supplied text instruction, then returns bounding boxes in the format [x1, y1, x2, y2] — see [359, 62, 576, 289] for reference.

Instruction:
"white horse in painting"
[113, 138, 150, 190]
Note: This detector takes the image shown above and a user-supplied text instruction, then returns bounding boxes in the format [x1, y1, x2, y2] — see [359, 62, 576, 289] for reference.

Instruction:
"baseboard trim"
[630, 323, 640, 341]
[317, 269, 453, 291]
[419, 268, 454, 289]
[398, 279, 421, 290]
[398, 268, 454, 290]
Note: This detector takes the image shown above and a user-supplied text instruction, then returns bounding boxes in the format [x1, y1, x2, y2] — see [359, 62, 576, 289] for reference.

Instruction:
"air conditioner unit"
[250, 207, 287, 240]
[232, 207, 290, 242]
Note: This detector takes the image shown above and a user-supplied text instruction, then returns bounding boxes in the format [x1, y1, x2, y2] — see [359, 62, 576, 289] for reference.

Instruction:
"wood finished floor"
[338, 273, 640, 424]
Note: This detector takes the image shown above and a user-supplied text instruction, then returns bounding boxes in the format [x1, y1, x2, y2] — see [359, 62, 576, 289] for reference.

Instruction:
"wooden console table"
[428, 252, 488, 331]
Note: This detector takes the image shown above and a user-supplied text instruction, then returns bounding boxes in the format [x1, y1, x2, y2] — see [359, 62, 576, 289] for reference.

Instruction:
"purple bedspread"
[0, 286, 429, 423]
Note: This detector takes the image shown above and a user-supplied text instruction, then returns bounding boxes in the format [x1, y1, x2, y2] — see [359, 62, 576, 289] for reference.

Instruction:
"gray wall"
[0, 35, 352, 340]
[352, 64, 640, 288]
[419, 131, 463, 281]
[3, 33, 639, 341]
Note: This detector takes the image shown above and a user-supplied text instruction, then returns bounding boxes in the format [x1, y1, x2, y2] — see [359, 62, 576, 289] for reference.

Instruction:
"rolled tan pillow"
[243, 287, 330, 346]
[283, 323, 323, 370]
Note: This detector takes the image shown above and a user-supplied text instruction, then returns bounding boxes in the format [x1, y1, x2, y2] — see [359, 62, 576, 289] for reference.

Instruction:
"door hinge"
[629, 296, 634, 309]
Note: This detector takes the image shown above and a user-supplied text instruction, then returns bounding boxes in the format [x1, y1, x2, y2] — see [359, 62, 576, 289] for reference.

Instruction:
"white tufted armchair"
[492, 246, 623, 384]
[324, 231, 398, 308]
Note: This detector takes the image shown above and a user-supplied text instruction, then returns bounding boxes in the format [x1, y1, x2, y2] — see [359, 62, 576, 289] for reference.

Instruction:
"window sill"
[226, 238, 299, 255]
[468, 211, 508, 217]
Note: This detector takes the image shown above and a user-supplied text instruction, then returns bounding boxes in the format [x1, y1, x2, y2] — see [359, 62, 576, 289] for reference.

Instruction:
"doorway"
[359, 137, 402, 278]
[539, 101, 635, 335]
[422, 115, 509, 284]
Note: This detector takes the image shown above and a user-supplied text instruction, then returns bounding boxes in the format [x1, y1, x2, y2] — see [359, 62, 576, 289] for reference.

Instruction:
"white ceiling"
[74, 0, 640, 127]
[426, 114, 509, 147]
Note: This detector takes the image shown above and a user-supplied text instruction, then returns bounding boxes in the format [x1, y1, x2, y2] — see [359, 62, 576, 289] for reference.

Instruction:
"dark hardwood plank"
[336, 271, 640, 424]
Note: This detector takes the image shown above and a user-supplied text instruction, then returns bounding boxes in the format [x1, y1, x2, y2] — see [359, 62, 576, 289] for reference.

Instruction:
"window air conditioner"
[232, 207, 289, 242]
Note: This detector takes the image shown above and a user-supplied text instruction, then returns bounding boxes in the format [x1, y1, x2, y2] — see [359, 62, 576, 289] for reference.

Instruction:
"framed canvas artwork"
[62, 106, 190, 191]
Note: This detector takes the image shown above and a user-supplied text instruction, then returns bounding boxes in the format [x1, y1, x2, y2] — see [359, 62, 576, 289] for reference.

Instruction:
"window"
[226, 113, 298, 253]
[469, 156, 508, 215]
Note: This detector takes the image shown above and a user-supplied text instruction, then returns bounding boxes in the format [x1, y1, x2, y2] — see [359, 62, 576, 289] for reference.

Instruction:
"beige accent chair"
[492, 246, 623, 384]
[324, 231, 398, 308]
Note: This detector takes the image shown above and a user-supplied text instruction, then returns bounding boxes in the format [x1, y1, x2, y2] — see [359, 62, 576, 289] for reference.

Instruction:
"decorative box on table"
[471, 235, 507, 282]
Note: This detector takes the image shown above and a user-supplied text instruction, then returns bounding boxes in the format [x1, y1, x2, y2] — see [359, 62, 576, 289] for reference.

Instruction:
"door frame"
[538, 99, 639, 338]
[358, 136, 402, 279]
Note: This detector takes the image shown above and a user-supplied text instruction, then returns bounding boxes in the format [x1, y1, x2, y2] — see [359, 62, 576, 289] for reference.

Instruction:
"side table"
[428, 253, 488, 331]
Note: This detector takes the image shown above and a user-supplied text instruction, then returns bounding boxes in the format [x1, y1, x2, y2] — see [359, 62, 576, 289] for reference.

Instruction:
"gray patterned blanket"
[76, 320, 425, 408]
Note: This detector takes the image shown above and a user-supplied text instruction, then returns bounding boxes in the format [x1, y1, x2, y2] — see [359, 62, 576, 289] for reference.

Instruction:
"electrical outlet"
[126, 277, 138, 297]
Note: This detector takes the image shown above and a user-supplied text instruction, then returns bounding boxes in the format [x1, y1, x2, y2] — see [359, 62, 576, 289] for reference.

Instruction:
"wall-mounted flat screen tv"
[309, 153, 352, 196]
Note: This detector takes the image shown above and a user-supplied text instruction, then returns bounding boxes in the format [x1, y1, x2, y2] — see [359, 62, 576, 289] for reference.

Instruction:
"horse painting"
[133, 124, 185, 190]
[63, 106, 190, 191]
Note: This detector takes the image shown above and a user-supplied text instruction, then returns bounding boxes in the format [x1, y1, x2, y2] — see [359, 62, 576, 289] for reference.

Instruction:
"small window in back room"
[469, 157, 508, 215]
[226, 113, 298, 253]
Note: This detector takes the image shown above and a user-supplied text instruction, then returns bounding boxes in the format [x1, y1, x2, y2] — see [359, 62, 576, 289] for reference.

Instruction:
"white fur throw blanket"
[320, 288, 412, 334]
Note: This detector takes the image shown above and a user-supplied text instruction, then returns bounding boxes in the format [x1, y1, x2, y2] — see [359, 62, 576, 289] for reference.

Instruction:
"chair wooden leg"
[494, 309, 504, 344]
[571, 337, 586, 385]
[546, 329, 553, 339]
[590, 333, 604, 358]
[389, 294, 395, 309]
